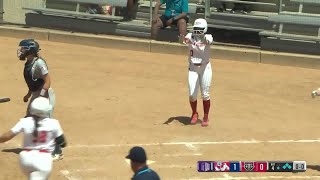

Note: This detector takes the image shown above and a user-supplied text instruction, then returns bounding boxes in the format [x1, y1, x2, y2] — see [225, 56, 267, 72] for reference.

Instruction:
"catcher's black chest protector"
[24, 61, 44, 92]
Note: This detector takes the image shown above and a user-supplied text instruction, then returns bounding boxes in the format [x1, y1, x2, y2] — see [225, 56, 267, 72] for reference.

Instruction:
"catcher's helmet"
[17, 39, 40, 60]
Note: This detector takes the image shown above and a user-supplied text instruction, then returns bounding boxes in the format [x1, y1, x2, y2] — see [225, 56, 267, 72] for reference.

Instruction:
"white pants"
[19, 150, 53, 180]
[27, 88, 56, 118]
[188, 62, 212, 102]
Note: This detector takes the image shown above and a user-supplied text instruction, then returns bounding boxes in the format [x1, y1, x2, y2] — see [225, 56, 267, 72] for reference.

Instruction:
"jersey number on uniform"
[33, 131, 47, 143]
[190, 50, 193, 57]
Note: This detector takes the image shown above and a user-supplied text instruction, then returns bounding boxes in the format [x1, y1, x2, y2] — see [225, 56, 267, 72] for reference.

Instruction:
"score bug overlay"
[293, 161, 307, 172]
[197, 161, 306, 172]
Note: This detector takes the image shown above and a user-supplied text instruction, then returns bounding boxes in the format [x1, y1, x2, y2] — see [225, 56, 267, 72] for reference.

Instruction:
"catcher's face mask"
[17, 46, 30, 61]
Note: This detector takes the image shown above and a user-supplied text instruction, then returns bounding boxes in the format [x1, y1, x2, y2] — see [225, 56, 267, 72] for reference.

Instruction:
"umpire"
[126, 146, 160, 180]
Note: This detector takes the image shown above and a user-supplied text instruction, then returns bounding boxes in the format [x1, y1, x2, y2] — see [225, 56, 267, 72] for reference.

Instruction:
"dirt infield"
[0, 36, 320, 180]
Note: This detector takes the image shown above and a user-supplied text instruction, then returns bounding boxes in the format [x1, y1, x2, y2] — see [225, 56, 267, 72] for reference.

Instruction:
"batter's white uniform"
[185, 33, 213, 101]
[11, 117, 64, 180]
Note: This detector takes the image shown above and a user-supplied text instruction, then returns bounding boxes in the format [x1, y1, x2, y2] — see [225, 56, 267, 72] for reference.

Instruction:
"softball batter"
[0, 97, 67, 180]
[17, 39, 63, 160]
[181, 18, 213, 127]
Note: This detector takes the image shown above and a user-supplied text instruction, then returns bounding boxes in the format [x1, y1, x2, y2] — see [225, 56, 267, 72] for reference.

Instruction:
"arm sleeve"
[182, 0, 189, 13]
[10, 119, 24, 134]
[55, 135, 67, 148]
[205, 34, 213, 44]
[185, 33, 193, 40]
[182, 33, 193, 45]
[37, 59, 49, 76]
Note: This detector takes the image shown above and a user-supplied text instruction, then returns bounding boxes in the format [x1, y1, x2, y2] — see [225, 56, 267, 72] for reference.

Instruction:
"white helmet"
[193, 18, 208, 35]
[30, 97, 52, 118]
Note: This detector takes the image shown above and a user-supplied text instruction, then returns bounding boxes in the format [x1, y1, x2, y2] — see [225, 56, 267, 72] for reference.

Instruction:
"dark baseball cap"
[126, 146, 147, 163]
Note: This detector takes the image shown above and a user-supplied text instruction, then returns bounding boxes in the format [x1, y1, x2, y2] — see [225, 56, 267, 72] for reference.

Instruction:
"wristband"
[40, 89, 47, 97]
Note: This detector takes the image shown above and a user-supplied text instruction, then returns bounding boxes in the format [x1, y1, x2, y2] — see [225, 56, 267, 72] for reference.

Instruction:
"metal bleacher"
[19, 0, 320, 55]
[23, 0, 150, 39]
[23, 0, 202, 42]
[202, 0, 320, 55]
[204, 0, 283, 32]
[25, 0, 128, 21]
[259, 0, 320, 55]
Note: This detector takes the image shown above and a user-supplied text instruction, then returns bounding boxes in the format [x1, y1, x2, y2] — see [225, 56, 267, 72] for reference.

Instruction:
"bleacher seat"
[259, 0, 320, 55]
[204, 0, 283, 32]
[23, 0, 128, 21]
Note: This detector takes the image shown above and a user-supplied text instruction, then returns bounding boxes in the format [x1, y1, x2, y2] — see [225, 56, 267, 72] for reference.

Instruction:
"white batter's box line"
[60, 170, 80, 180]
[163, 153, 202, 157]
[185, 143, 199, 151]
[156, 164, 192, 168]
[60, 169, 98, 180]
[68, 138, 320, 148]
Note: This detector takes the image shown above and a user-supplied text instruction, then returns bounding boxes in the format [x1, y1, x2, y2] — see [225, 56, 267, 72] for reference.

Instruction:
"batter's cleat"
[190, 113, 199, 125]
[312, 91, 317, 98]
[201, 118, 209, 127]
[52, 153, 63, 161]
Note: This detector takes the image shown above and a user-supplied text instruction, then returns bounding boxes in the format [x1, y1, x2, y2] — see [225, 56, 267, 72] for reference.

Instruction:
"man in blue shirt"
[126, 146, 160, 180]
[151, 0, 189, 40]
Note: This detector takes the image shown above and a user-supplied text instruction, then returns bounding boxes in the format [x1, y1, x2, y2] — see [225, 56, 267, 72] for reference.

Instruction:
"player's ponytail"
[33, 116, 40, 138]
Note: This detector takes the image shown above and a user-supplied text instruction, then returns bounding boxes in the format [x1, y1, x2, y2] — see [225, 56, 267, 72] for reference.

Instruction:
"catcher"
[17, 39, 63, 161]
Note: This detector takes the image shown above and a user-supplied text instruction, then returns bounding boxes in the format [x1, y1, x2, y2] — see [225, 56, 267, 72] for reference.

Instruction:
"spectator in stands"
[85, 4, 105, 14]
[231, 0, 256, 14]
[125, 0, 139, 20]
[197, 0, 205, 5]
[216, 2, 227, 12]
[126, 146, 160, 180]
[151, 0, 189, 40]
[116, 0, 139, 21]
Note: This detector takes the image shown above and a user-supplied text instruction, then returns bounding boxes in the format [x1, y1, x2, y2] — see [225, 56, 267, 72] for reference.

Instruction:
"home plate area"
[1, 37, 320, 180]
[56, 139, 320, 180]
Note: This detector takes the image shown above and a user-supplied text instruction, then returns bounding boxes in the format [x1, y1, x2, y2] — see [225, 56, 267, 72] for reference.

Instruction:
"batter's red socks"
[190, 100, 197, 114]
[190, 100, 198, 124]
[202, 100, 210, 127]
[203, 100, 210, 115]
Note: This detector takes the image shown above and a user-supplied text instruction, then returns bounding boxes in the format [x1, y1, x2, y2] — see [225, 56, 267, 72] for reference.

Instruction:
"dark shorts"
[159, 15, 189, 29]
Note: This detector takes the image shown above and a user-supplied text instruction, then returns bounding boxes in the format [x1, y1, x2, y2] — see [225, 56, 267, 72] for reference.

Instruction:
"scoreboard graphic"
[197, 161, 306, 172]
[214, 161, 230, 172]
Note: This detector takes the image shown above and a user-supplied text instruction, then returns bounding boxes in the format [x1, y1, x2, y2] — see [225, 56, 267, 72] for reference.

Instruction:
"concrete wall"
[0, 25, 319, 69]
[261, 37, 320, 56]
[3, 0, 44, 24]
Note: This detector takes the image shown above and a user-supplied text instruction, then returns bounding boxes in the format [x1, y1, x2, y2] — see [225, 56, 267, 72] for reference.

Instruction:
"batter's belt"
[24, 149, 49, 153]
[191, 61, 209, 66]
